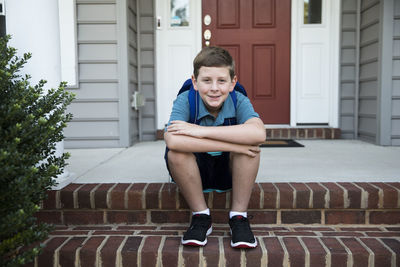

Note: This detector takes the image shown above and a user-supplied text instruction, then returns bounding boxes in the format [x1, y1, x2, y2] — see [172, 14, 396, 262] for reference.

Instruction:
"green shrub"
[0, 35, 75, 266]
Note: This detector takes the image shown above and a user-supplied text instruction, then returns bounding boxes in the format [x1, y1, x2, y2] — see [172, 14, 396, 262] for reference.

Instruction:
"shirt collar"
[197, 93, 236, 124]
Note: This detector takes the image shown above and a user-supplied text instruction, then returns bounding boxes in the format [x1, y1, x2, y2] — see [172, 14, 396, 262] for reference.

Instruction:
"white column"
[6, 0, 74, 189]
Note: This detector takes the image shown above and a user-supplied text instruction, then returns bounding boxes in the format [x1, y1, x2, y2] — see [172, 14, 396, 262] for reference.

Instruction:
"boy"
[164, 46, 265, 248]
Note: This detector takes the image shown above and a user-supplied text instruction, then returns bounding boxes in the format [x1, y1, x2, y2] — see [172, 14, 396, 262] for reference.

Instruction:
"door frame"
[290, 0, 341, 127]
[155, 0, 202, 129]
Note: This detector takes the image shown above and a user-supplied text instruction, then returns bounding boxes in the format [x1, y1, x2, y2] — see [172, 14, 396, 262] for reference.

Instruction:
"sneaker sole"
[229, 229, 258, 248]
[181, 226, 212, 247]
[231, 240, 258, 249]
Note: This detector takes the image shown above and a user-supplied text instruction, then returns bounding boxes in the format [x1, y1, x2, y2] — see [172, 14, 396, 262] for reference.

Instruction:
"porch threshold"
[156, 127, 341, 140]
[64, 140, 400, 185]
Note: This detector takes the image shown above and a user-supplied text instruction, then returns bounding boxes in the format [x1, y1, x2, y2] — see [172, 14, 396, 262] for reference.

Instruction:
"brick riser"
[27, 226, 400, 267]
[156, 128, 341, 140]
[29, 182, 400, 267]
[38, 182, 400, 225]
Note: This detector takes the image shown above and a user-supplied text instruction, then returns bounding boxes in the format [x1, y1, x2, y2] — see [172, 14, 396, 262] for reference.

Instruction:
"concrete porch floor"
[65, 140, 400, 184]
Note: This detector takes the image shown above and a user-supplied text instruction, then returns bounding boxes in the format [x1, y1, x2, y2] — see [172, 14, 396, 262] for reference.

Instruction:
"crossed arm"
[164, 117, 266, 157]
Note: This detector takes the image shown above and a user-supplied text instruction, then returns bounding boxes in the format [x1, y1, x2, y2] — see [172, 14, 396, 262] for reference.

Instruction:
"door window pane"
[170, 0, 189, 27]
[304, 0, 322, 24]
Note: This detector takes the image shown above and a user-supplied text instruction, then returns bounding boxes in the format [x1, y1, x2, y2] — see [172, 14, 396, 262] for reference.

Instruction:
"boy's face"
[192, 66, 237, 117]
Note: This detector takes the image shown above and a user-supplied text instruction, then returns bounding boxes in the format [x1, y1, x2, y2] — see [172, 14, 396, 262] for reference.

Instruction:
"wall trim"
[377, 0, 393, 145]
[117, 0, 131, 147]
[58, 0, 79, 88]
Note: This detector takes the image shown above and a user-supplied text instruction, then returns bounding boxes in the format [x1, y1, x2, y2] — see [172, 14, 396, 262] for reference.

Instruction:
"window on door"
[304, 0, 322, 24]
[170, 0, 190, 27]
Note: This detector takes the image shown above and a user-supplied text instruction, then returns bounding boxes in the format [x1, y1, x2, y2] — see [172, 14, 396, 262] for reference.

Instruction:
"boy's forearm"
[200, 120, 266, 145]
[165, 133, 238, 152]
[167, 118, 266, 146]
[164, 132, 260, 157]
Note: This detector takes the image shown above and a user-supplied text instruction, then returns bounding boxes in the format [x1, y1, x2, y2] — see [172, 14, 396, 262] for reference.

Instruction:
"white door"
[291, 0, 340, 126]
[156, 0, 202, 129]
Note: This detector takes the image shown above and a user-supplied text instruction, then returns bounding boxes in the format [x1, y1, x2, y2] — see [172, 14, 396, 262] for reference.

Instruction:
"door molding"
[290, 0, 340, 127]
[155, 0, 202, 129]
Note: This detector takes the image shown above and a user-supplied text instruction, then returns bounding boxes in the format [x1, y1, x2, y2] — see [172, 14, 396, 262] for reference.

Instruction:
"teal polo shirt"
[166, 90, 259, 134]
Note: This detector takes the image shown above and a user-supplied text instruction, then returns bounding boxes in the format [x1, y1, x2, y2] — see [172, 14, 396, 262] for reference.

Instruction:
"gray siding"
[392, 0, 400, 145]
[66, 0, 120, 148]
[340, 0, 399, 145]
[340, 0, 358, 139]
[65, 0, 156, 148]
[138, 0, 157, 141]
[128, 0, 139, 143]
[358, 0, 380, 142]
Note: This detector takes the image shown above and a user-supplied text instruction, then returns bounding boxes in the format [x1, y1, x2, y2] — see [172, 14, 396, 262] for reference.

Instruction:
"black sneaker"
[229, 215, 257, 248]
[182, 214, 212, 246]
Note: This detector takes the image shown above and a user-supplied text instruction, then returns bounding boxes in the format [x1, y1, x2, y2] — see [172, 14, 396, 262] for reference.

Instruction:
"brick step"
[157, 127, 341, 140]
[27, 224, 400, 266]
[37, 182, 400, 225]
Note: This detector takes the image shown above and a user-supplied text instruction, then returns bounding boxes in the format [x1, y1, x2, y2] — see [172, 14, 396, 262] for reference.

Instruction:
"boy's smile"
[192, 66, 237, 118]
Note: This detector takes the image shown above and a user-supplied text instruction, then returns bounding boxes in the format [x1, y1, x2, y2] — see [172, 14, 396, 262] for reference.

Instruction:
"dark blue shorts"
[164, 147, 232, 191]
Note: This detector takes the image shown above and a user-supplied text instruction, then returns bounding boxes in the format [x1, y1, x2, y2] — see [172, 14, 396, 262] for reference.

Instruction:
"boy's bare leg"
[230, 152, 260, 212]
[167, 150, 208, 212]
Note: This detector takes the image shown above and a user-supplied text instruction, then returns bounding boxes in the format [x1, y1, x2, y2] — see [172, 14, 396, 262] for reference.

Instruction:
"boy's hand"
[167, 121, 205, 138]
[236, 144, 261, 157]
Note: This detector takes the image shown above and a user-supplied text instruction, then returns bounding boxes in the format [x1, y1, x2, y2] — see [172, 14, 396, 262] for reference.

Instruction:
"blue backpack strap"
[188, 87, 200, 124]
[223, 81, 246, 125]
[235, 81, 247, 97]
[229, 90, 238, 110]
[177, 78, 193, 96]
[177, 79, 199, 124]
[223, 90, 238, 126]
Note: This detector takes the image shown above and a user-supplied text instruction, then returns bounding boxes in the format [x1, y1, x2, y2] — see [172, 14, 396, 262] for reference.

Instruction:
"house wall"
[65, 0, 121, 148]
[340, 0, 399, 146]
[392, 0, 400, 145]
[65, 0, 156, 148]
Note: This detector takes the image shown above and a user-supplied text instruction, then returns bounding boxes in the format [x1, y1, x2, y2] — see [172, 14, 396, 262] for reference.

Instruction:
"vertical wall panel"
[138, 0, 156, 141]
[340, 0, 358, 139]
[392, 0, 400, 144]
[358, 0, 379, 142]
[128, 0, 139, 144]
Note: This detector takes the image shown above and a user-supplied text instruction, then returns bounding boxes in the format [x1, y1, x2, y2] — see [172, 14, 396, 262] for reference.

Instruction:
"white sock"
[193, 208, 210, 216]
[230, 211, 247, 219]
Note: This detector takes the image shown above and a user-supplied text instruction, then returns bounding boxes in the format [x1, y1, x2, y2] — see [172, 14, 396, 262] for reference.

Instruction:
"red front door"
[202, 0, 291, 124]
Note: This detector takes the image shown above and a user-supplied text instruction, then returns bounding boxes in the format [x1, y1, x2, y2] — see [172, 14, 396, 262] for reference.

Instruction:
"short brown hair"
[193, 46, 235, 80]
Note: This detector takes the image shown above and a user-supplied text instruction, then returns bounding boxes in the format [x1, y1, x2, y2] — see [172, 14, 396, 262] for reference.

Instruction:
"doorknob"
[203, 29, 211, 46]
[204, 29, 211, 40]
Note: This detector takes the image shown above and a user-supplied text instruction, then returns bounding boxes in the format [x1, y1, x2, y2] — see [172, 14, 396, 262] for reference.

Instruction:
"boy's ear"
[229, 75, 238, 92]
[191, 75, 198, 91]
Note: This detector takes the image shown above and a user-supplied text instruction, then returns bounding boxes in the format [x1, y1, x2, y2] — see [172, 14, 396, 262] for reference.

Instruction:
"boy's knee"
[167, 150, 196, 166]
[230, 152, 260, 170]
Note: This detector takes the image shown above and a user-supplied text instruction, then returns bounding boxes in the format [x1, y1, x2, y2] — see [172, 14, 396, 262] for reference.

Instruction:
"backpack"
[177, 78, 248, 125]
